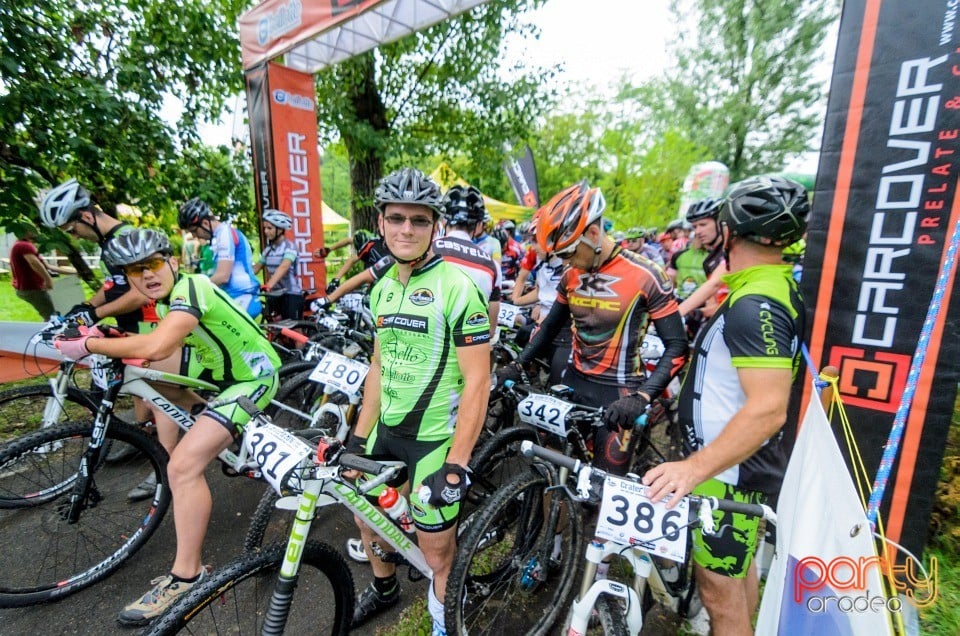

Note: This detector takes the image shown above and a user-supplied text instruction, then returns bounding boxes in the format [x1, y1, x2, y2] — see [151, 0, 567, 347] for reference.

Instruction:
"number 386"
[604, 495, 682, 541]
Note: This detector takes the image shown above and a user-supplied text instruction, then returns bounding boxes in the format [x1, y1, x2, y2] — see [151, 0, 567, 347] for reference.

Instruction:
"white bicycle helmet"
[262, 209, 292, 230]
[40, 179, 91, 228]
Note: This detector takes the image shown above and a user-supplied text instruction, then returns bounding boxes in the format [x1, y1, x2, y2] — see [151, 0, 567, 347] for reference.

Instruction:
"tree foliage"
[0, 1, 250, 280]
[651, 0, 837, 181]
[310, 0, 556, 231]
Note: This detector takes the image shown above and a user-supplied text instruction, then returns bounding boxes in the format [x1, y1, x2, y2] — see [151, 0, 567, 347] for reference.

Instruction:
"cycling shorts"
[365, 423, 458, 532]
[691, 478, 766, 578]
[201, 373, 278, 438]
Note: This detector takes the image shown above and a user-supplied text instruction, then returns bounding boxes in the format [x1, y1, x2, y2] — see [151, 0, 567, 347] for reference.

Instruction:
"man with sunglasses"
[501, 181, 688, 474]
[53, 228, 280, 627]
[346, 168, 491, 636]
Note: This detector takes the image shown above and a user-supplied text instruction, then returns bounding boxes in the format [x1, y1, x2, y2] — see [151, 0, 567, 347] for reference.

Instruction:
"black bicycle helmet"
[103, 228, 173, 267]
[685, 198, 723, 224]
[352, 229, 375, 253]
[39, 179, 92, 228]
[374, 168, 443, 216]
[442, 185, 485, 227]
[720, 176, 810, 247]
[177, 197, 213, 229]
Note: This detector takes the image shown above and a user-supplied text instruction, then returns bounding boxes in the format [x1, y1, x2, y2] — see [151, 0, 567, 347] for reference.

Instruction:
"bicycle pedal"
[406, 566, 425, 583]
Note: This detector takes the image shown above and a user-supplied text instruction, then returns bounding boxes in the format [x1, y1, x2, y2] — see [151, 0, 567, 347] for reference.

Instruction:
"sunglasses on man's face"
[123, 256, 168, 276]
[383, 214, 435, 229]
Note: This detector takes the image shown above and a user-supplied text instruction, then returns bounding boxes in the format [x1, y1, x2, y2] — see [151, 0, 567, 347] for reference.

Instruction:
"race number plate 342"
[594, 475, 689, 563]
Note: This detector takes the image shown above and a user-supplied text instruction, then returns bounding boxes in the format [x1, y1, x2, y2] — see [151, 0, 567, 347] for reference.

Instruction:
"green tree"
[310, 0, 556, 231]
[652, 0, 837, 180]
[0, 1, 248, 280]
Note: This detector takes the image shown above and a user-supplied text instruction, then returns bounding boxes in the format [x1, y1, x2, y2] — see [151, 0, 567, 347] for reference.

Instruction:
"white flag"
[756, 392, 895, 635]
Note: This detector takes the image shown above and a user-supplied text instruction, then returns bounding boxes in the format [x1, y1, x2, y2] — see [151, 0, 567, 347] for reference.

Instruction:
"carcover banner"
[245, 62, 325, 292]
[503, 145, 540, 208]
[801, 0, 960, 559]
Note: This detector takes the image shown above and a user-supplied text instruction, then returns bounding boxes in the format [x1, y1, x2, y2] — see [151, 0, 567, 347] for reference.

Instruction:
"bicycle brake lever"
[699, 497, 717, 535]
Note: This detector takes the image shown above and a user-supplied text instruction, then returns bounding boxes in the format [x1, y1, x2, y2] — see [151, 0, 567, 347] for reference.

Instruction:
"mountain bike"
[516, 441, 776, 636]
[0, 323, 301, 607]
[146, 402, 439, 636]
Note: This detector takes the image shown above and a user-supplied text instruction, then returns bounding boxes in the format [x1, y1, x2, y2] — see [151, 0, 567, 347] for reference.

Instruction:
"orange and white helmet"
[536, 181, 606, 257]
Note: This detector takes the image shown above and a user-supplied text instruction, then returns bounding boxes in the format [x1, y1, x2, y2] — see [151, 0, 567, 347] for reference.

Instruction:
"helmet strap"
[580, 235, 603, 272]
[77, 214, 107, 245]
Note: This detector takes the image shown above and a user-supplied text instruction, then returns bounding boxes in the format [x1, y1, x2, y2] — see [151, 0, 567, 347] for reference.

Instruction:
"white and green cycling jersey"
[160, 274, 281, 384]
[370, 255, 491, 441]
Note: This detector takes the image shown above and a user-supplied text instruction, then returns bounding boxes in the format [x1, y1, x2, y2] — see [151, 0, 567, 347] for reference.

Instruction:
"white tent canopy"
[239, 0, 489, 73]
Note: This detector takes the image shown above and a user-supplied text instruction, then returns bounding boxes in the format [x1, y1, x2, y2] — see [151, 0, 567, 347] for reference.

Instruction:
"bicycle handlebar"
[520, 440, 778, 527]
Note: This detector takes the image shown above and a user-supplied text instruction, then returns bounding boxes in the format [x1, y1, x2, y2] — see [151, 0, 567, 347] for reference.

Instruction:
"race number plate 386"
[308, 350, 369, 397]
[594, 475, 688, 563]
[243, 424, 313, 494]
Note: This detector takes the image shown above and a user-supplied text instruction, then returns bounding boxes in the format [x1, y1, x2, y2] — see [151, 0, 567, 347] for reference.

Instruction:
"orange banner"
[246, 62, 326, 292]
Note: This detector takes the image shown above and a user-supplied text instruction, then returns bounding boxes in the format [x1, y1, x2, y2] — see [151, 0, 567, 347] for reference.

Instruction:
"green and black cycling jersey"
[370, 254, 490, 441]
[159, 273, 280, 384]
[678, 264, 803, 494]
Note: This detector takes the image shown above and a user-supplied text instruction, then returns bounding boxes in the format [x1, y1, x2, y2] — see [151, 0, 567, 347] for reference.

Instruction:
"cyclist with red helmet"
[501, 181, 688, 472]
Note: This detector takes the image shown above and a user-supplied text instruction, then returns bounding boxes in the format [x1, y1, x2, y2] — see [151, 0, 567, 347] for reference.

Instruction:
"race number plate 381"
[243, 424, 313, 494]
[594, 475, 689, 563]
[308, 350, 369, 397]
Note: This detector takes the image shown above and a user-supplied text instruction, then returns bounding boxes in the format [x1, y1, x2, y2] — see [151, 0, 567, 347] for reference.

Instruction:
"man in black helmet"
[347, 168, 491, 636]
[643, 176, 810, 636]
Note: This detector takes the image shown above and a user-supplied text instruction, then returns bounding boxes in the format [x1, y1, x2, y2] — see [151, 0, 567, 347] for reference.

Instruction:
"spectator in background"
[9, 228, 62, 319]
[180, 229, 199, 273]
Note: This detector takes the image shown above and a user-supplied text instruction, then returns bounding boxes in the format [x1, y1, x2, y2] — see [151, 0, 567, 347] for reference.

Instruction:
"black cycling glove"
[495, 362, 527, 388]
[345, 433, 367, 455]
[603, 393, 650, 432]
[65, 303, 98, 327]
[418, 463, 470, 507]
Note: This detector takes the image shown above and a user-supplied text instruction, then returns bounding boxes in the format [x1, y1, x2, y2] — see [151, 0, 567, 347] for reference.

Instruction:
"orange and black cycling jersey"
[520, 247, 687, 395]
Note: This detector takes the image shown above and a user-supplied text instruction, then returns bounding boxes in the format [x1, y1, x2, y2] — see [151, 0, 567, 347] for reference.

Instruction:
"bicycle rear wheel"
[0, 420, 169, 606]
[445, 466, 584, 636]
[144, 540, 353, 636]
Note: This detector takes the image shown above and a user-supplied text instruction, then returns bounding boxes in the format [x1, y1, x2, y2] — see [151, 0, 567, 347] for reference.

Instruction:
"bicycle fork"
[262, 480, 323, 635]
[567, 540, 647, 636]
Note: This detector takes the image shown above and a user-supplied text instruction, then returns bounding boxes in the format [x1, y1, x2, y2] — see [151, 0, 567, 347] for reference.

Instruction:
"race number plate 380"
[517, 394, 574, 436]
[243, 423, 313, 494]
[594, 475, 689, 563]
[308, 350, 369, 397]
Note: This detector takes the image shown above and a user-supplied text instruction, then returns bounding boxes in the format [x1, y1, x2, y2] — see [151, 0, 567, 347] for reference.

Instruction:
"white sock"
[595, 560, 610, 580]
[551, 533, 563, 560]
[428, 580, 445, 630]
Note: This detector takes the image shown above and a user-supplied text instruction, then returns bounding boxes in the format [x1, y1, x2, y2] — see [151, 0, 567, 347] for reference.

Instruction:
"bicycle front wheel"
[0, 420, 169, 607]
[145, 540, 353, 636]
[446, 466, 584, 636]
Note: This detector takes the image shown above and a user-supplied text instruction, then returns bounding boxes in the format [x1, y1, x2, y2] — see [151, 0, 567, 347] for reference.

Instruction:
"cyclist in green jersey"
[642, 176, 809, 636]
[54, 228, 281, 627]
[346, 168, 491, 636]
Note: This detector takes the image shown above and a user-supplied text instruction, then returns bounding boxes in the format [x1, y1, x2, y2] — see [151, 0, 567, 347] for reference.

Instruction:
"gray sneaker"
[105, 440, 142, 463]
[116, 566, 211, 627]
[127, 472, 158, 502]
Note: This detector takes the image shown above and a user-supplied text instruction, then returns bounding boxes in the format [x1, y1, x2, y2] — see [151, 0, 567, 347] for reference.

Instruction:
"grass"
[0, 273, 55, 322]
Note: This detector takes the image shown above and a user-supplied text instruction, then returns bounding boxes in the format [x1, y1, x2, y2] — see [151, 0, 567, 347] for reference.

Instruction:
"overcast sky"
[193, 0, 829, 173]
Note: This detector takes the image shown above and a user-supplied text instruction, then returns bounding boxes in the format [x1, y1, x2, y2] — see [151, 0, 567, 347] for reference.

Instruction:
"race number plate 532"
[594, 475, 688, 563]
[243, 424, 313, 495]
[308, 350, 369, 397]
